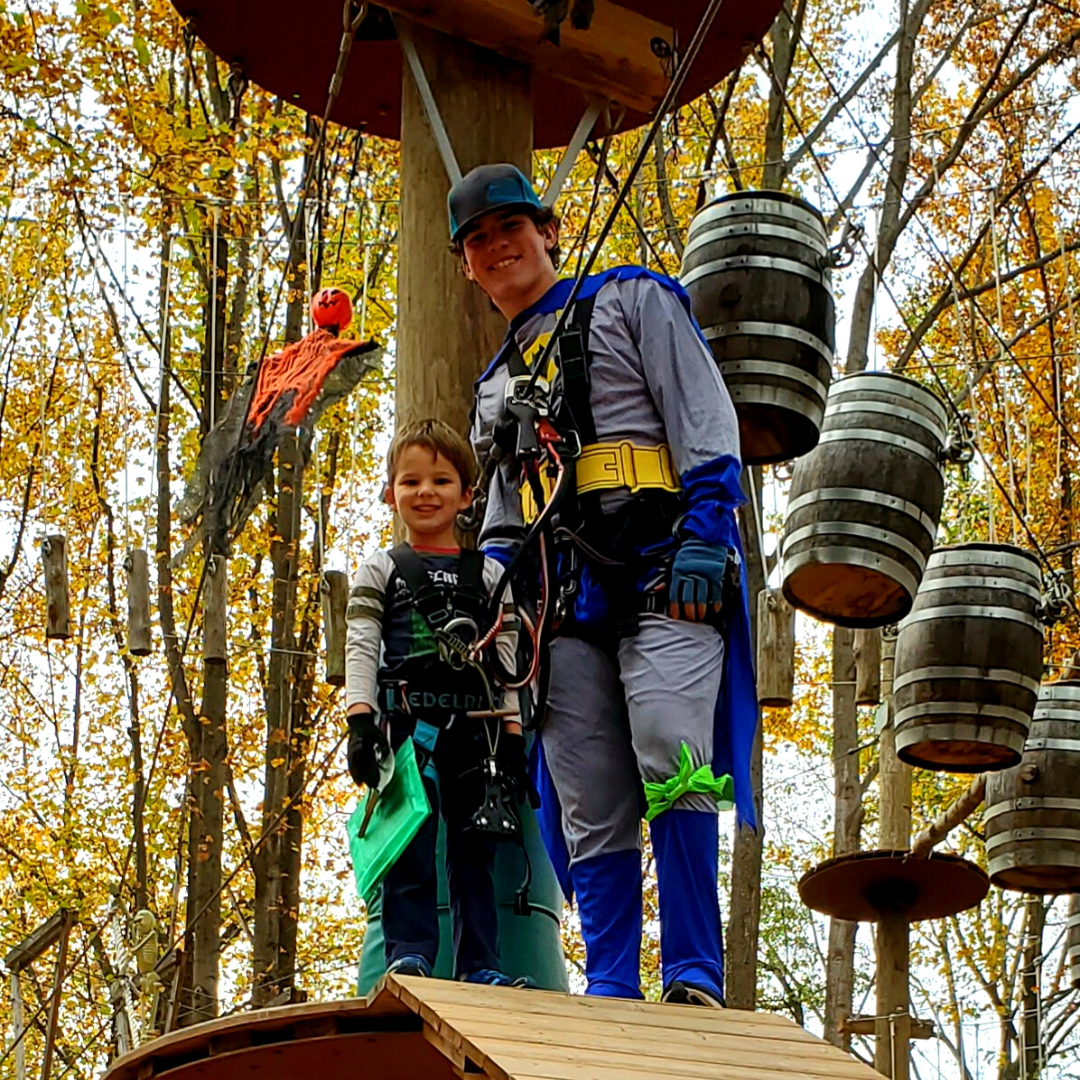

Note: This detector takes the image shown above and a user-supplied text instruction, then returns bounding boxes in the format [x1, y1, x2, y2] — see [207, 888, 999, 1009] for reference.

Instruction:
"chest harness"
[493, 297, 687, 642]
[377, 545, 535, 913]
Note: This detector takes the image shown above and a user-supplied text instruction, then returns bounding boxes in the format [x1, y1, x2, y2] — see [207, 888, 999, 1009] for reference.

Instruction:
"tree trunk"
[249, 159, 314, 1002]
[846, 0, 923, 373]
[824, 627, 859, 1047]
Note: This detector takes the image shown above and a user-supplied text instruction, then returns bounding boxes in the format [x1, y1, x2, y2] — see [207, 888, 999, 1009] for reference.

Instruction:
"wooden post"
[41, 535, 71, 640]
[757, 588, 795, 708]
[855, 628, 881, 706]
[875, 628, 913, 1080]
[10, 970, 25, 1080]
[396, 21, 532, 434]
[39, 910, 74, 1080]
[125, 548, 153, 656]
[1067, 894, 1080, 990]
[203, 556, 227, 665]
[320, 570, 348, 687]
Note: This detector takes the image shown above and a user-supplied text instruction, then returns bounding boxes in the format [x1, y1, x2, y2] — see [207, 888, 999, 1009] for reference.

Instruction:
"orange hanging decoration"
[311, 287, 353, 333]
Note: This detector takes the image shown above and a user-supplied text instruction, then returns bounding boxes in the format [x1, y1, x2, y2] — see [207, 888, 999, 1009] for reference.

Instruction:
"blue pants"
[382, 720, 500, 978]
[544, 616, 726, 998]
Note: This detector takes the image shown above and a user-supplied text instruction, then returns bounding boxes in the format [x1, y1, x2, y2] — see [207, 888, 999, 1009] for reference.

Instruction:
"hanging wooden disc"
[757, 588, 795, 708]
[798, 849, 988, 923]
[321, 570, 348, 687]
[41, 534, 71, 640]
[125, 548, 153, 657]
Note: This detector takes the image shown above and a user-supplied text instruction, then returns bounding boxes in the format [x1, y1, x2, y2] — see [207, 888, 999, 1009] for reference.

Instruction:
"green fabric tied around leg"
[643, 742, 734, 821]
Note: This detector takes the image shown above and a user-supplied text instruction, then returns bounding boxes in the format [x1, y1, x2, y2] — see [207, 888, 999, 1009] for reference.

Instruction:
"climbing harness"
[375, 544, 536, 909]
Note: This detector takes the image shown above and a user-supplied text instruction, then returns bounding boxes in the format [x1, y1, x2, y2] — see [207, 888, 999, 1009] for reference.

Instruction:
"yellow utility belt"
[521, 441, 680, 523]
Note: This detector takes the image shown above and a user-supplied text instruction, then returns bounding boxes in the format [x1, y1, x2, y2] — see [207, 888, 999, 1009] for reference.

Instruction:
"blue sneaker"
[387, 955, 432, 978]
[460, 968, 537, 988]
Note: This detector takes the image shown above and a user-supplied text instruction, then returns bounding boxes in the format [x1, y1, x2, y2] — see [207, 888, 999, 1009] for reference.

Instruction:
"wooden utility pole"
[874, 630, 913, 1080]
[824, 627, 859, 1048]
[396, 23, 532, 433]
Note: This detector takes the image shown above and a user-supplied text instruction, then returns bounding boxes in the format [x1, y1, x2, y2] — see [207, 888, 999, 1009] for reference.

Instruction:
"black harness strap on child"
[386, 543, 488, 630]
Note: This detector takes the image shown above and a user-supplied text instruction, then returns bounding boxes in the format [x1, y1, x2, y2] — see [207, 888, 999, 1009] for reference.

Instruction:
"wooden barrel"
[893, 545, 1044, 772]
[1068, 896, 1080, 987]
[780, 372, 947, 628]
[984, 681, 1080, 893]
[680, 191, 835, 465]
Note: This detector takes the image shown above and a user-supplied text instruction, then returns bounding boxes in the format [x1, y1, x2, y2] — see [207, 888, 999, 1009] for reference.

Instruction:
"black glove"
[346, 712, 390, 789]
[498, 732, 539, 808]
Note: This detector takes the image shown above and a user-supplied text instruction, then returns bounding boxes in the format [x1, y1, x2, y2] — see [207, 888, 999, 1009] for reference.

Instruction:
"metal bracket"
[542, 98, 605, 207]
[395, 18, 462, 186]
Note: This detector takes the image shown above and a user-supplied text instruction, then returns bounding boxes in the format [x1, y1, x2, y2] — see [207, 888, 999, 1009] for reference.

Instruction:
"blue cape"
[479, 268, 759, 899]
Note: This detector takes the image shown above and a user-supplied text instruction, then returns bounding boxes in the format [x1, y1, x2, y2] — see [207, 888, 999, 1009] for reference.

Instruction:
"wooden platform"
[171, 0, 785, 148]
[104, 976, 887, 1080]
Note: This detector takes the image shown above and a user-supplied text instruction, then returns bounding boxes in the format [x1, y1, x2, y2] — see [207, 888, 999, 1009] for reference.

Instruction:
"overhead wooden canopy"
[170, 0, 784, 148]
[105, 974, 889, 1080]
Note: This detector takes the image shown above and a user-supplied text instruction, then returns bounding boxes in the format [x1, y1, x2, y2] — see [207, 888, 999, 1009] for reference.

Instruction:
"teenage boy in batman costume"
[452, 164, 757, 1006]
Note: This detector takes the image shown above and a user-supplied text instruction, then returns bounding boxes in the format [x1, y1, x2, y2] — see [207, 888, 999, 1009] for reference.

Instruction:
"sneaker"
[386, 955, 432, 978]
[460, 968, 538, 988]
[662, 980, 725, 1008]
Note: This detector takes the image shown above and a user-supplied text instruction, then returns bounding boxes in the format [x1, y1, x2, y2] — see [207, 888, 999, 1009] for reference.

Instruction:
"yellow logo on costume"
[521, 330, 559, 383]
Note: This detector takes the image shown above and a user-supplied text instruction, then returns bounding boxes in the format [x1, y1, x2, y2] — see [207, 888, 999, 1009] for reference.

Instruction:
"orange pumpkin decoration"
[310, 287, 353, 332]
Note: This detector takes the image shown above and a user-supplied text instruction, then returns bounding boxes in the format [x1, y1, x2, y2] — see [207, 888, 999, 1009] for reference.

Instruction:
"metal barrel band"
[1022, 737, 1080, 753]
[892, 665, 1041, 695]
[816, 427, 943, 468]
[686, 195, 828, 241]
[781, 546, 921, 609]
[827, 373, 950, 430]
[983, 797, 1080, 824]
[826, 383, 949, 433]
[718, 358, 830, 396]
[1032, 706, 1080, 721]
[823, 399, 947, 443]
[893, 702, 1035, 728]
[1066, 913, 1080, 929]
[785, 487, 938, 542]
[1035, 685, 1080, 705]
[985, 827, 1080, 852]
[679, 253, 828, 291]
[927, 547, 1042, 574]
[728, 384, 829, 420]
[706, 321, 835, 365]
[680, 221, 828, 265]
[783, 520, 929, 569]
[898, 604, 1044, 633]
[911, 575, 1043, 602]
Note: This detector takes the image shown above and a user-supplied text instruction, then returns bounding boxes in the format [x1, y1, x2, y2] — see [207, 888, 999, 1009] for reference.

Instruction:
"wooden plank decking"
[104, 975, 886, 1080]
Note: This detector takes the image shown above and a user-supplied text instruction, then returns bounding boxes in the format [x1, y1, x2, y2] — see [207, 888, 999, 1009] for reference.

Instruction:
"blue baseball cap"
[448, 164, 543, 243]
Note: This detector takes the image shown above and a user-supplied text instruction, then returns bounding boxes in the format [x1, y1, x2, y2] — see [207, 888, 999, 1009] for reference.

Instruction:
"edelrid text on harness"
[377, 543, 494, 719]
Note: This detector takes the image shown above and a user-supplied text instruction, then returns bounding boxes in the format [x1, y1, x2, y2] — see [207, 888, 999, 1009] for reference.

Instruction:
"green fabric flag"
[643, 741, 734, 821]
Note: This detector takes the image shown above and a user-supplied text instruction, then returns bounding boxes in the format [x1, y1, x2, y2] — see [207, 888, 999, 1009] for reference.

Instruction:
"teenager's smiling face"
[387, 445, 472, 546]
[461, 209, 560, 319]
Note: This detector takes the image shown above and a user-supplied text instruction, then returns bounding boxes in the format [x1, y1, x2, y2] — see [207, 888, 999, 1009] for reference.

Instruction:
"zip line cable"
[757, 44, 1078, 610]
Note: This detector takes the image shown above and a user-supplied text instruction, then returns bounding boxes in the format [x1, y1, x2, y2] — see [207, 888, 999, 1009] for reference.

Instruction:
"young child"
[344, 418, 532, 986]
